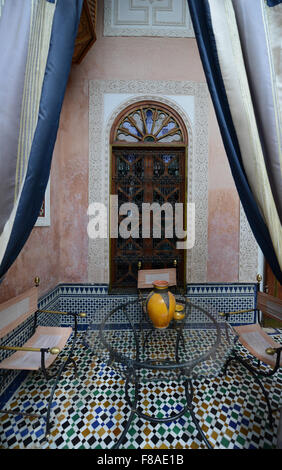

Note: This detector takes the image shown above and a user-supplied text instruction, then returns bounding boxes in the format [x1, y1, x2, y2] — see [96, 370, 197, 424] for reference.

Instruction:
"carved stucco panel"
[104, 0, 194, 37]
[88, 79, 259, 284]
[239, 203, 259, 282]
[88, 79, 209, 284]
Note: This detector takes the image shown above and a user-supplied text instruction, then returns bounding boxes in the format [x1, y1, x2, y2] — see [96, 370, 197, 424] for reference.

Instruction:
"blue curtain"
[267, 1, 282, 6]
[0, 0, 83, 281]
[187, 0, 282, 284]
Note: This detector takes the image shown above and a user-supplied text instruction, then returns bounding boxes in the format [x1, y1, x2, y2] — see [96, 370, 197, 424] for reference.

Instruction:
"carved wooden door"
[264, 262, 282, 299]
[111, 147, 186, 289]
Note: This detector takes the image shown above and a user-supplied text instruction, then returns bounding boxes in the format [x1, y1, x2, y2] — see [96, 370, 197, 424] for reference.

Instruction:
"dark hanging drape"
[0, 0, 83, 281]
[187, 0, 282, 283]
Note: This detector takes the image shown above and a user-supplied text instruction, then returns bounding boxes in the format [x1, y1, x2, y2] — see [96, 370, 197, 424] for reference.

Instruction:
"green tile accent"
[236, 435, 245, 446]
[1, 330, 281, 450]
[221, 436, 230, 448]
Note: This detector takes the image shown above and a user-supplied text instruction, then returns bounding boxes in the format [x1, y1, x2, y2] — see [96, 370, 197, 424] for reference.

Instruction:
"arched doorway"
[109, 100, 188, 290]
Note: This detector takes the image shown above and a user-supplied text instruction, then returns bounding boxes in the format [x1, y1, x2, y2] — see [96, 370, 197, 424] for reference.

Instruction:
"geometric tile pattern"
[1, 330, 281, 449]
[84, 318, 238, 382]
[57, 283, 257, 328]
[186, 284, 257, 325]
[0, 282, 259, 427]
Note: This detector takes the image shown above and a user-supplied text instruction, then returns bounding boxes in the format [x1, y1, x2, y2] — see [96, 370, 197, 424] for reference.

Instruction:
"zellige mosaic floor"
[0, 330, 281, 450]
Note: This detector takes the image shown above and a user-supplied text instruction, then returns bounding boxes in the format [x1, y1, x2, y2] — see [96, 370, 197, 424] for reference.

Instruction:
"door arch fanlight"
[111, 101, 187, 145]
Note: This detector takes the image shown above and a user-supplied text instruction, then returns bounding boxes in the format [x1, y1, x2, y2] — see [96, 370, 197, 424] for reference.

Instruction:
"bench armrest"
[265, 346, 282, 374]
[266, 346, 282, 356]
[219, 308, 257, 319]
[37, 310, 86, 318]
[0, 344, 61, 379]
[0, 345, 60, 354]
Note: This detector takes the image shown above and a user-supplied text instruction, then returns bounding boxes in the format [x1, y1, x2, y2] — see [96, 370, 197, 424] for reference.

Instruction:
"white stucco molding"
[239, 203, 259, 282]
[88, 79, 209, 284]
[104, 0, 195, 37]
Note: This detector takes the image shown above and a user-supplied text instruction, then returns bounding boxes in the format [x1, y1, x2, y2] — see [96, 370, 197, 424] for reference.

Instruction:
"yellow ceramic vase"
[173, 304, 185, 321]
[146, 280, 176, 329]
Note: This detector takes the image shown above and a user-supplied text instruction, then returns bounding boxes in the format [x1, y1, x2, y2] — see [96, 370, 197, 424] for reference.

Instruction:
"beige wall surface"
[0, 0, 240, 303]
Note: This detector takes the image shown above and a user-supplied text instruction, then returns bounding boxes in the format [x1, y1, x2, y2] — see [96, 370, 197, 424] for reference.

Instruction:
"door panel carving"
[111, 148, 186, 288]
[110, 102, 187, 290]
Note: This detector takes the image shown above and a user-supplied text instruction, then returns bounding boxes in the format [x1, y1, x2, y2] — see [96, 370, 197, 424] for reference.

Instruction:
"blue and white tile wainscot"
[0, 282, 257, 405]
[57, 282, 257, 327]
[186, 283, 258, 326]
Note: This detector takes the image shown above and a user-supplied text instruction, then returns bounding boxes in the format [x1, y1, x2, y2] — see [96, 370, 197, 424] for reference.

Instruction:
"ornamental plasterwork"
[239, 203, 259, 282]
[88, 79, 209, 284]
[88, 80, 259, 284]
[104, 0, 194, 37]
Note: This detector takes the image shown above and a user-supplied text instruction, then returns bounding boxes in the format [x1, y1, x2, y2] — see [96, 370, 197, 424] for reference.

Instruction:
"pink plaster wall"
[207, 98, 239, 282]
[56, 78, 89, 285]
[0, 0, 240, 302]
[0, 140, 62, 302]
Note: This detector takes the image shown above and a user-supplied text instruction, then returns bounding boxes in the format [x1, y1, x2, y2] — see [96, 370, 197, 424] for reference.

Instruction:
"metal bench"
[219, 288, 282, 428]
[0, 278, 86, 437]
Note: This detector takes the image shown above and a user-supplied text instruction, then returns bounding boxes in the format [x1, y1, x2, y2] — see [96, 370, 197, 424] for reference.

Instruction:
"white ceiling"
[104, 0, 194, 37]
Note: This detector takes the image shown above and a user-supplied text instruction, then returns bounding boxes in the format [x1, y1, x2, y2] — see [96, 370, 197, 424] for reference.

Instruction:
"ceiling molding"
[104, 0, 195, 38]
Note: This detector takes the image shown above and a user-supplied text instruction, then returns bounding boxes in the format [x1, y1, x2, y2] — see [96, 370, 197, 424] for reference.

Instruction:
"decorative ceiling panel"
[104, 0, 194, 37]
[72, 0, 97, 64]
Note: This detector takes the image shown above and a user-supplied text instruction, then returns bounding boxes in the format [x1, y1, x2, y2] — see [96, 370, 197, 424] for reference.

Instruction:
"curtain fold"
[188, 0, 282, 284]
[0, 0, 83, 281]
